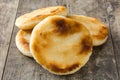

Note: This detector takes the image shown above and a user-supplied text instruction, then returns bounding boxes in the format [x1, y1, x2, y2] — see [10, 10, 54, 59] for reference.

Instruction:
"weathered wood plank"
[66, 0, 118, 80]
[106, 0, 120, 79]
[2, 0, 67, 80]
[0, 0, 19, 80]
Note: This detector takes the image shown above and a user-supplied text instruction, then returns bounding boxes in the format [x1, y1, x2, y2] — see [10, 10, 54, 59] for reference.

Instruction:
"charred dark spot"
[79, 37, 92, 54]
[55, 19, 67, 34]
[53, 18, 81, 36]
[49, 63, 79, 73]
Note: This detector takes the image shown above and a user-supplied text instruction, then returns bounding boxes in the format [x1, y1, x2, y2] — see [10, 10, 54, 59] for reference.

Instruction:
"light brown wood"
[0, 0, 19, 80]
[106, 0, 120, 79]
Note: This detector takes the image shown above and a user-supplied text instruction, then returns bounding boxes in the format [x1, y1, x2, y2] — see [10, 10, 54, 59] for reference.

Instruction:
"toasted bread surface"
[30, 16, 93, 75]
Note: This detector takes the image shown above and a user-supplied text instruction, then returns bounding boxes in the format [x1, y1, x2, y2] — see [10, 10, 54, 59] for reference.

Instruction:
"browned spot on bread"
[51, 8, 59, 13]
[79, 36, 92, 55]
[39, 32, 52, 49]
[35, 15, 42, 18]
[93, 26, 108, 40]
[39, 32, 48, 39]
[20, 38, 29, 50]
[32, 15, 47, 21]
[99, 26, 108, 39]
[54, 19, 67, 34]
[20, 29, 32, 34]
[32, 44, 40, 53]
[39, 32, 50, 45]
[17, 30, 32, 50]
[50, 6, 66, 13]
[49, 63, 79, 73]
[25, 30, 32, 34]
[40, 33, 42, 35]
[32, 36, 48, 52]
[52, 18, 82, 36]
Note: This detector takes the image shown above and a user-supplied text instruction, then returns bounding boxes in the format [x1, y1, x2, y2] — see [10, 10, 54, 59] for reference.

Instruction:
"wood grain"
[1, 0, 119, 80]
[0, 0, 19, 80]
[106, 0, 120, 79]
[2, 0, 67, 80]
[66, 0, 118, 80]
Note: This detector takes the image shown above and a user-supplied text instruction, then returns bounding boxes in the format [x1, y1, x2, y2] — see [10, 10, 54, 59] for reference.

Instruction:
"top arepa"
[15, 6, 67, 30]
[30, 15, 93, 75]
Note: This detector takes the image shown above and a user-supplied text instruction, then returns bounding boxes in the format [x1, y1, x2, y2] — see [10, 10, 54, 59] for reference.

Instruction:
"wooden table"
[0, 0, 120, 80]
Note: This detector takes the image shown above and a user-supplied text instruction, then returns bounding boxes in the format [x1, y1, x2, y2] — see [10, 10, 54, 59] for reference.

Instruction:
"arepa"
[15, 6, 67, 30]
[67, 15, 108, 46]
[16, 30, 32, 57]
[30, 16, 93, 75]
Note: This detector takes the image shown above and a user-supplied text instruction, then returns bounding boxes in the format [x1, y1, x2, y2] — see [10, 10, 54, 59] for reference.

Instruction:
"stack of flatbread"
[15, 6, 108, 75]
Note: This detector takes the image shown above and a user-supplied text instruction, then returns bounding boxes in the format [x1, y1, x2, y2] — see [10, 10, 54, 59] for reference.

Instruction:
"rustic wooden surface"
[0, 0, 120, 80]
[0, 0, 19, 80]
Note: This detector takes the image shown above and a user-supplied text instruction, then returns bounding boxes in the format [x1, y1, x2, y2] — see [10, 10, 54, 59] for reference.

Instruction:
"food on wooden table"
[15, 6, 67, 30]
[67, 15, 108, 46]
[30, 16, 93, 75]
[15, 6, 109, 75]
[16, 30, 32, 57]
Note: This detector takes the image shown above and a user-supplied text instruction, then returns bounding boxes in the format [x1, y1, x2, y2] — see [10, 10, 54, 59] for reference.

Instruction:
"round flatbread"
[30, 16, 93, 75]
[15, 6, 67, 30]
[67, 15, 108, 46]
[16, 30, 32, 57]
